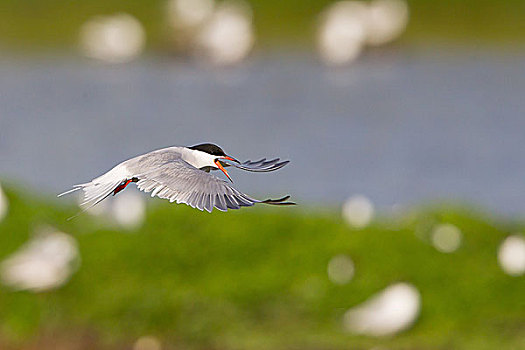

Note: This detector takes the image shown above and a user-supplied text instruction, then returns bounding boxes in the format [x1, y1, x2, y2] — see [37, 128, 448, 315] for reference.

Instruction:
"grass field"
[1, 0, 525, 50]
[0, 185, 523, 349]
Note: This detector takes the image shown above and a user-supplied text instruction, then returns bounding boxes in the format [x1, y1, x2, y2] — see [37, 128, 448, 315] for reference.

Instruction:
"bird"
[58, 143, 295, 215]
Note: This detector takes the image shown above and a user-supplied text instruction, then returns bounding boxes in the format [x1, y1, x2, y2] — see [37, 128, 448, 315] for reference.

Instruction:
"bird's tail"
[57, 164, 131, 219]
[58, 181, 121, 220]
[57, 184, 88, 198]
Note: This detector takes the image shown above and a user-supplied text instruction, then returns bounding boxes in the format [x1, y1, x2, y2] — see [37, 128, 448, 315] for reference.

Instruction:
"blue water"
[1, 50, 525, 214]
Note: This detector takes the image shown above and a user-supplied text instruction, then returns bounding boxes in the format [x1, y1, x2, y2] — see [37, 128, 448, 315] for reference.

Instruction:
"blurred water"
[1, 50, 524, 214]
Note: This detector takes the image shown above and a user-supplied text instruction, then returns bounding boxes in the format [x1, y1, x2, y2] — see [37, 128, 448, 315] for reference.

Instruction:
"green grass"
[1, 0, 525, 51]
[0, 185, 524, 349]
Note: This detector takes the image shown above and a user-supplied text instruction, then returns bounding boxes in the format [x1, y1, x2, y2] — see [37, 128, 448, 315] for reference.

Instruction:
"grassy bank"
[1, 0, 525, 51]
[0, 186, 523, 349]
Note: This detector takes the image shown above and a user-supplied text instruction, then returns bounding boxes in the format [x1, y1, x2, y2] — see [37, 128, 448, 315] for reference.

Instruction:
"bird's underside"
[58, 147, 295, 216]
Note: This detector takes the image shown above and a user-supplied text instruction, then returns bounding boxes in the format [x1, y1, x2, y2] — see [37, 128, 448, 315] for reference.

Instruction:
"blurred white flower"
[0, 183, 8, 222]
[365, 0, 409, 46]
[80, 13, 146, 63]
[75, 187, 145, 229]
[317, 0, 409, 65]
[166, 0, 215, 29]
[133, 335, 162, 350]
[342, 195, 374, 229]
[498, 235, 525, 276]
[327, 254, 355, 285]
[317, 1, 368, 66]
[112, 189, 146, 230]
[343, 282, 421, 336]
[431, 223, 462, 253]
[194, 0, 255, 66]
[1, 229, 80, 292]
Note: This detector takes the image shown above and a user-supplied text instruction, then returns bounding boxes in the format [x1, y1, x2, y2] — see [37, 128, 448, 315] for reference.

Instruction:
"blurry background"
[0, 0, 524, 349]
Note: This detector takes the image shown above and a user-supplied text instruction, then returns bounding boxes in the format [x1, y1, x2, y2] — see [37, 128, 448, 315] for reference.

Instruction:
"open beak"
[215, 159, 234, 183]
[221, 155, 240, 164]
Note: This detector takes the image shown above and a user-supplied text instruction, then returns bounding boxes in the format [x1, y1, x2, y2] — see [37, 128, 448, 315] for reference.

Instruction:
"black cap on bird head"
[189, 143, 227, 157]
[189, 143, 240, 182]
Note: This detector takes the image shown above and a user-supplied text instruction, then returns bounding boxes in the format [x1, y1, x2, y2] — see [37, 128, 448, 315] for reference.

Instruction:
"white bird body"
[59, 144, 293, 215]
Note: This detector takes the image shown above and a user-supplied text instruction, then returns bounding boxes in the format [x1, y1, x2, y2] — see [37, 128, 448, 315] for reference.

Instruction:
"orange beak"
[215, 159, 234, 182]
[221, 155, 240, 164]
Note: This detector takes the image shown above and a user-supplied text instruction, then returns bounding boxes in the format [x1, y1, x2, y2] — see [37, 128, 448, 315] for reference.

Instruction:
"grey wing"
[223, 158, 290, 172]
[134, 159, 263, 212]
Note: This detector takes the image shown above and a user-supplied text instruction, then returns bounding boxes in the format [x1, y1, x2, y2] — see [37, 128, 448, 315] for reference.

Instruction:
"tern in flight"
[58, 143, 295, 214]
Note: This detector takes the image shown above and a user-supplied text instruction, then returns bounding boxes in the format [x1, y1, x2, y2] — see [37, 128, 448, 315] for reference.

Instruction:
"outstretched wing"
[134, 158, 294, 212]
[224, 158, 290, 172]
